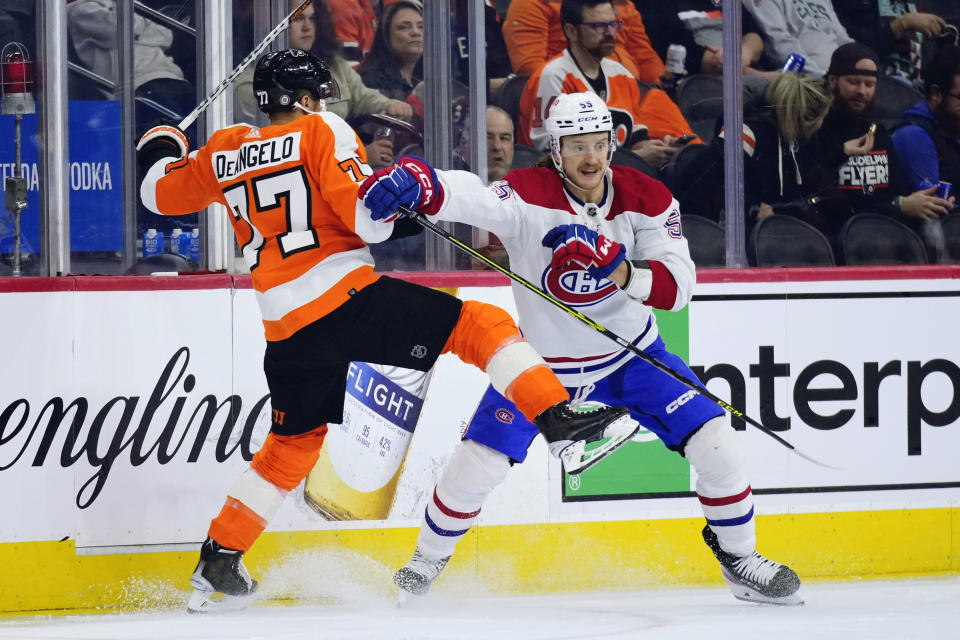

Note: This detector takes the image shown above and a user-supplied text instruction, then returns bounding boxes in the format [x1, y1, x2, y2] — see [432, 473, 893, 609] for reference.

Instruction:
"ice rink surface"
[0, 578, 957, 640]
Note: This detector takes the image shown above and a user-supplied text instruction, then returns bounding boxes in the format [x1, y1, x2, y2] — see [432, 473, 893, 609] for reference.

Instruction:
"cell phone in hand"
[675, 134, 697, 146]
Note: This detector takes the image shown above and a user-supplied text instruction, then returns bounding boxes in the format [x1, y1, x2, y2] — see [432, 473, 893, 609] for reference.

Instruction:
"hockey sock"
[683, 415, 756, 557]
[207, 425, 328, 551]
[442, 301, 567, 421]
[417, 439, 511, 560]
[251, 425, 329, 491]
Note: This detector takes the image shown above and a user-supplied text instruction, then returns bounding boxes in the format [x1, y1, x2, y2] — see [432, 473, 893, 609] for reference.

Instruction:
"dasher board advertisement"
[1, 274, 959, 550]
[559, 276, 960, 515]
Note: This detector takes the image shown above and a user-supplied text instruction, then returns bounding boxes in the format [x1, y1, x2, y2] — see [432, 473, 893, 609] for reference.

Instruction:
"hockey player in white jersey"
[358, 92, 802, 606]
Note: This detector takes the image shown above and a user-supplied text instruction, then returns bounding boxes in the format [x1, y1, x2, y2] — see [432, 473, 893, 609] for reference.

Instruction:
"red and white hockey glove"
[395, 155, 444, 215]
[358, 156, 444, 222]
[541, 224, 626, 280]
[136, 123, 189, 172]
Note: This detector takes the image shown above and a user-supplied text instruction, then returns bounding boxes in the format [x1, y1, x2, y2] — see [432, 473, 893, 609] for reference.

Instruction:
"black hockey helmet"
[253, 49, 340, 114]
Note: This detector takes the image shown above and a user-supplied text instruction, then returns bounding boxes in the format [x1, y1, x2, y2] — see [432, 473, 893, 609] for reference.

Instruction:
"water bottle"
[142, 229, 164, 258]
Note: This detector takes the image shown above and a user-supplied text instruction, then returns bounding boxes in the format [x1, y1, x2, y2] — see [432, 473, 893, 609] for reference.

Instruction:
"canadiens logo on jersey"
[838, 150, 890, 194]
[541, 265, 618, 307]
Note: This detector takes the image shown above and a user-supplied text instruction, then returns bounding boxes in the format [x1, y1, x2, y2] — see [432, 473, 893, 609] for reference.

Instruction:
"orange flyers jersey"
[140, 112, 392, 342]
[517, 50, 699, 151]
[518, 50, 644, 151]
[503, 0, 664, 82]
[326, 0, 377, 65]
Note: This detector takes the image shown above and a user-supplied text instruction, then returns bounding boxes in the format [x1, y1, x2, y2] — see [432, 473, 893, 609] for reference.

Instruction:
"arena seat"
[661, 143, 724, 221]
[675, 74, 724, 125]
[749, 215, 836, 267]
[840, 213, 927, 265]
[491, 74, 530, 125]
[869, 76, 924, 129]
[610, 148, 660, 179]
[510, 144, 541, 170]
[682, 214, 725, 268]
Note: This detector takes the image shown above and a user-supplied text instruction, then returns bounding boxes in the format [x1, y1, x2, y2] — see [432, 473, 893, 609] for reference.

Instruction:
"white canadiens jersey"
[430, 165, 695, 388]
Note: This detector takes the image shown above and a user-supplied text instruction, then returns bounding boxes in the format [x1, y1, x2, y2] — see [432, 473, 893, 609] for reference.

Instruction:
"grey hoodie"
[67, 0, 186, 91]
[741, 0, 853, 75]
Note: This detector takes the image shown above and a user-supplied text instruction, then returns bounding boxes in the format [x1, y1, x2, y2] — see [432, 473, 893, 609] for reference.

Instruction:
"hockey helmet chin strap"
[293, 100, 326, 115]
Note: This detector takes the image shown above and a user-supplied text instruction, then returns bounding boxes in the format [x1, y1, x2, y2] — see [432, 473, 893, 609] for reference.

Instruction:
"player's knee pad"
[436, 439, 512, 509]
[445, 301, 523, 369]
[251, 425, 328, 491]
[683, 414, 746, 491]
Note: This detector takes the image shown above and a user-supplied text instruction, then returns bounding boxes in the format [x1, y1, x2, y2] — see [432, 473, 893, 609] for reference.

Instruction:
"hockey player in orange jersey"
[136, 49, 638, 613]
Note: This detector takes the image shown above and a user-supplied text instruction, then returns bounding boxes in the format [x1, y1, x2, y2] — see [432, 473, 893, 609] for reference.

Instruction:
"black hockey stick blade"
[399, 207, 842, 471]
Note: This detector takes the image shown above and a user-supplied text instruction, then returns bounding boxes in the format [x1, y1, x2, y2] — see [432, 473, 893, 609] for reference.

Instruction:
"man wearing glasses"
[892, 45, 960, 194]
[504, 0, 664, 82]
[516, 0, 700, 169]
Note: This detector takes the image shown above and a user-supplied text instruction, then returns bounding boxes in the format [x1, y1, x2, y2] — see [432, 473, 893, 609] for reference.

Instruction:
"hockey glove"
[358, 164, 422, 222]
[358, 156, 444, 222]
[136, 123, 189, 173]
[541, 224, 626, 280]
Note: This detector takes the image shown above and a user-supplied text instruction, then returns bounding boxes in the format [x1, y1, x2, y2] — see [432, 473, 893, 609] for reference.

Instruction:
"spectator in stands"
[467, 106, 517, 270]
[453, 0, 513, 96]
[741, 0, 854, 77]
[732, 72, 835, 229]
[517, 0, 700, 168]
[635, 0, 770, 79]
[834, 1, 948, 89]
[357, 1, 423, 101]
[504, 0, 665, 83]
[487, 105, 516, 182]
[326, 0, 379, 67]
[66, 0, 195, 120]
[234, 0, 411, 168]
[892, 45, 960, 194]
[815, 42, 953, 249]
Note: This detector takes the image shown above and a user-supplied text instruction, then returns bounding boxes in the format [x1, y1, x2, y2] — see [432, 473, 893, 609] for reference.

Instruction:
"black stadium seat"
[661, 143, 724, 221]
[610, 148, 660, 179]
[840, 213, 927, 265]
[681, 214, 725, 268]
[749, 215, 836, 267]
[510, 144, 541, 170]
[675, 74, 724, 125]
[868, 76, 924, 129]
[491, 74, 530, 125]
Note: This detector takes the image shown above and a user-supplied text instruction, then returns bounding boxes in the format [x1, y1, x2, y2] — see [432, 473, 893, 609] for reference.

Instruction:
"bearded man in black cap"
[814, 42, 953, 254]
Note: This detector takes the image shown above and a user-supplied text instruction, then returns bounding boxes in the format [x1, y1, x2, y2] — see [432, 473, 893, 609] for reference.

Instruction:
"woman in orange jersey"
[135, 48, 635, 613]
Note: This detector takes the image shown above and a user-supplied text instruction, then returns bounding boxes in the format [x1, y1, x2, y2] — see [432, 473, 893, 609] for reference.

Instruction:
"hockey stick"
[400, 207, 840, 471]
[177, 0, 315, 130]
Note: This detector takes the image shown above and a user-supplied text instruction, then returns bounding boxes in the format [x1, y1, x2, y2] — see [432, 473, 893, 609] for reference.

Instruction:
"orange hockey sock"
[207, 425, 328, 551]
[443, 301, 567, 421]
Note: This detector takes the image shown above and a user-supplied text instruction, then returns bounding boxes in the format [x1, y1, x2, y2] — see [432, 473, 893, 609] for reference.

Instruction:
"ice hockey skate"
[702, 525, 803, 605]
[393, 548, 451, 606]
[186, 537, 258, 613]
[535, 401, 639, 474]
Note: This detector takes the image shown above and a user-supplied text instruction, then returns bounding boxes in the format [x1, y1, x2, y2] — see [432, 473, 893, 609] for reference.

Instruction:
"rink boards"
[0, 267, 958, 614]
